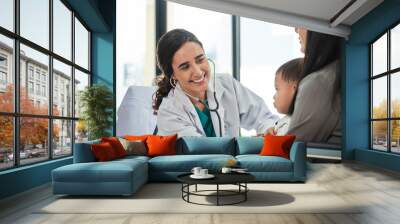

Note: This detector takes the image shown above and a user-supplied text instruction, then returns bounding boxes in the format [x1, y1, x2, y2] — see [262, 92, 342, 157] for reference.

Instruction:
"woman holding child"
[278, 28, 342, 144]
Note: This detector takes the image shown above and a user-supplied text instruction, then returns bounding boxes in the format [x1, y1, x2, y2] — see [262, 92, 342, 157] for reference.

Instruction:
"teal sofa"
[52, 137, 306, 196]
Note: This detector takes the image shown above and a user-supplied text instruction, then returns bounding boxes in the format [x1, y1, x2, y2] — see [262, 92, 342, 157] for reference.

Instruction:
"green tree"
[79, 84, 114, 140]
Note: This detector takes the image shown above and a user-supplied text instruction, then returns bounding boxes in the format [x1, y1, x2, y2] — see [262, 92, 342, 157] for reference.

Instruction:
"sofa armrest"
[289, 141, 306, 181]
[73, 140, 100, 163]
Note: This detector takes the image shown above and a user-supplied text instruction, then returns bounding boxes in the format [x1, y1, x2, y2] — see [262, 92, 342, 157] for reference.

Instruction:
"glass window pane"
[20, 0, 49, 49]
[74, 69, 89, 118]
[20, 117, 49, 165]
[53, 59, 72, 117]
[372, 121, 388, 151]
[240, 18, 302, 136]
[53, 119, 72, 157]
[0, 0, 14, 31]
[392, 72, 400, 118]
[372, 77, 387, 119]
[116, 0, 155, 115]
[75, 18, 89, 70]
[391, 24, 400, 70]
[0, 34, 14, 113]
[0, 116, 13, 170]
[167, 2, 232, 75]
[372, 33, 387, 76]
[20, 44, 49, 115]
[53, 0, 72, 60]
[391, 120, 400, 153]
[75, 120, 88, 143]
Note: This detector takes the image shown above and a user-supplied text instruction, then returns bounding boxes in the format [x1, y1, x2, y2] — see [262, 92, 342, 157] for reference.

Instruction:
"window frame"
[0, 0, 92, 171]
[370, 20, 400, 154]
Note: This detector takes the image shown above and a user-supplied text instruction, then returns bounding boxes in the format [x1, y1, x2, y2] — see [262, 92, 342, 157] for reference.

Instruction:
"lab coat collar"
[173, 84, 205, 136]
[173, 79, 226, 136]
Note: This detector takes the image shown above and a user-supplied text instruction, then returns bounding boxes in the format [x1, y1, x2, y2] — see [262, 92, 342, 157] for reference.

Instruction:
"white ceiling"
[225, 0, 352, 23]
[167, 0, 384, 38]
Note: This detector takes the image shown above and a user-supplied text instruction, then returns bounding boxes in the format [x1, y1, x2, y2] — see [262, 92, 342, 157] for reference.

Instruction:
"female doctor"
[153, 29, 278, 137]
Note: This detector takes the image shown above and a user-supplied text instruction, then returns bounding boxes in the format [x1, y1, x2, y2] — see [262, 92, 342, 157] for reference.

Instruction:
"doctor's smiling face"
[171, 42, 210, 100]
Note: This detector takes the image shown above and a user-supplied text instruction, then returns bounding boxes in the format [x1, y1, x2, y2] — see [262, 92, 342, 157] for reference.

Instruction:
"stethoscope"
[177, 58, 222, 137]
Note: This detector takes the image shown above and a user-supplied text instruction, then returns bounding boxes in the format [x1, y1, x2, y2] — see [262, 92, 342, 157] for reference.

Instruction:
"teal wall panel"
[345, 0, 400, 171]
[92, 32, 114, 88]
[0, 158, 72, 199]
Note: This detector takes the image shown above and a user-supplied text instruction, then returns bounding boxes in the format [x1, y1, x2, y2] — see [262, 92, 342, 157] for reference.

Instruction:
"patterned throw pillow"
[118, 138, 147, 156]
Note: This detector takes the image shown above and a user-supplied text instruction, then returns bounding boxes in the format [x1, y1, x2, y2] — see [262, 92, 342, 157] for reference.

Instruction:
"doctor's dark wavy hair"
[152, 29, 203, 114]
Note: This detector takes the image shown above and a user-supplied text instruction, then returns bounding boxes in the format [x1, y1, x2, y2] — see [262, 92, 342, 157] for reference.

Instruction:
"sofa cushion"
[74, 139, 101, 163]
[236, 155, 293, 172]
[148, 154, 235, 172]
[177, 137, 235, 155]
[53, 158, 148, 183]
[236, 137, 263, 155]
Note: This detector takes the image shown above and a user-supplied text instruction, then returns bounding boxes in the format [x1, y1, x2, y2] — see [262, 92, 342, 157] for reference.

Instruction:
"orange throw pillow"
[101, 137, 127, 158]
[259, 135, 296, 159]
[91, 142, 118, 161]
[146, 135, 177, 157]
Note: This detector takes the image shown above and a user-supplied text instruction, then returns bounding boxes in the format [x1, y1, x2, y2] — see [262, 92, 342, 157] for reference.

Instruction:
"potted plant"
[79, 84, 114, 140]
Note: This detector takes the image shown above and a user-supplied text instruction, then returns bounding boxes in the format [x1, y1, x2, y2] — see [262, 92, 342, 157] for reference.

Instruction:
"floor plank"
[1, 161, 400, 224]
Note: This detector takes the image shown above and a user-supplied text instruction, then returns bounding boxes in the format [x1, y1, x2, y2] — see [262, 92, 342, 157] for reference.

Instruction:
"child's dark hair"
[276, 58, 303, 83]
[276, 58, 303, 115]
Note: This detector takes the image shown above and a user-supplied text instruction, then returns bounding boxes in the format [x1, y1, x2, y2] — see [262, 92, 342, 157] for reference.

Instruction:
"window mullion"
[13, 0, 20, 167]
[388, 29, 391, 152]
[71, 10, 76, 154]
[49, 0, 54, 160]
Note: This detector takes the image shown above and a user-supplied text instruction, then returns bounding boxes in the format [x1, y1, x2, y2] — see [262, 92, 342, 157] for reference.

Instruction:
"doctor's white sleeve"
[156, 106, 202, 138]
[231, 78, 279, 134]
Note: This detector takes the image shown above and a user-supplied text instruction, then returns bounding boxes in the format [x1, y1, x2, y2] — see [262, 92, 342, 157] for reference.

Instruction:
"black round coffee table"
[177, 173, 255, 206]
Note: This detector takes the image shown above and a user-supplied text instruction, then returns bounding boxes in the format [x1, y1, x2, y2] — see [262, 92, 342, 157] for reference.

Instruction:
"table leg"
[245, 183, 247, 201]
[195, 184, 197, 192]
[217, 184, 219, 206]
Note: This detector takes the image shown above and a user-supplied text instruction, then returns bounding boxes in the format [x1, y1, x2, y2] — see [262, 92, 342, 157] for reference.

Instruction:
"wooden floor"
[1, 161, 400, 224]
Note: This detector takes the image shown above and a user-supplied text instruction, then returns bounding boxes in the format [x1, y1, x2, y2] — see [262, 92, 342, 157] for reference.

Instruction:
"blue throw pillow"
[236, 137, 263, 155]
[176, 137, 235, 155]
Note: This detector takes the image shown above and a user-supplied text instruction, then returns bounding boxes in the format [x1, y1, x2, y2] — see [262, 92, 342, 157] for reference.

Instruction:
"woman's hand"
[265, 127, 277, 136]
[255, 127, 276, 137]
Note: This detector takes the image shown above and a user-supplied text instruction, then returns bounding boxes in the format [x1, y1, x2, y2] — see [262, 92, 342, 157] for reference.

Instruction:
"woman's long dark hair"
[153, 29, 203, 114]
[302, 31, 343, 104]
[302, 31, 342, 77]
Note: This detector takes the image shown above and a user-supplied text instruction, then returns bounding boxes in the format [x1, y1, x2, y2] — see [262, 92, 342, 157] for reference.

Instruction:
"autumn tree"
[372, 99, 400, 143]
[0, 84, 60, 151]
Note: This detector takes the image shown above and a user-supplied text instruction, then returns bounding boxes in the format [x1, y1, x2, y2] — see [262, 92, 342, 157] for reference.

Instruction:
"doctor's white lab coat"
[157, 74, 279, 137]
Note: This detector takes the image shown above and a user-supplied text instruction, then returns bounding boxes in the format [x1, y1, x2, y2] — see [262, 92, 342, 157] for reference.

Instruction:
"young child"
[272, 58, 303, 135]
